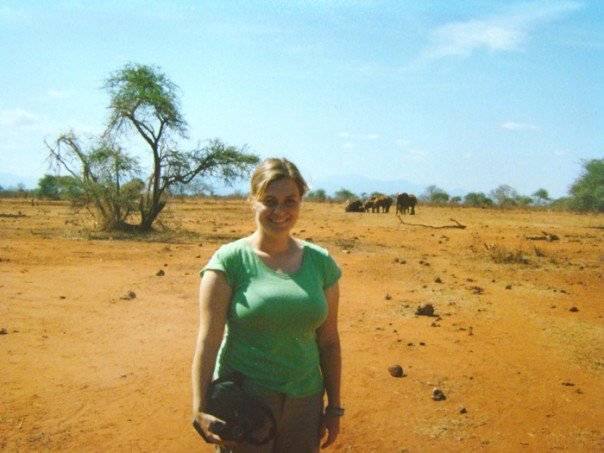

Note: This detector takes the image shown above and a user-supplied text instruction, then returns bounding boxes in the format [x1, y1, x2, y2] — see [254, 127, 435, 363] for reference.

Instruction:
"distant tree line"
[3, 152, 603, 215]
[303, 158, 604, 213]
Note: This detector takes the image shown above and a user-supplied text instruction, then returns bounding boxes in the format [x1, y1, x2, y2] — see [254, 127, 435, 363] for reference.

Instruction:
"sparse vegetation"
[569, 158, 604, 213]
[464, 192, 493, 207]
[421, 185, 450, 205]
[46, 63, 258, 231]
[485, 243, 529, 264]
[334, 188, 357, 202]
[306, 188, 328, 202]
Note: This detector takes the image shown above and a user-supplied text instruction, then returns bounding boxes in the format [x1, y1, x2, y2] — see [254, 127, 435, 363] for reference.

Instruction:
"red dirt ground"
[1, 198, 602, 451]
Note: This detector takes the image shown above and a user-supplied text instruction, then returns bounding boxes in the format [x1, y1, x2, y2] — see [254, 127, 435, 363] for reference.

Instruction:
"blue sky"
[1, 0, 602, 198]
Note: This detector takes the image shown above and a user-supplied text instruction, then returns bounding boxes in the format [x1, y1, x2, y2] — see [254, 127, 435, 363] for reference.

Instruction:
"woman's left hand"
[320, 412, 340, 449]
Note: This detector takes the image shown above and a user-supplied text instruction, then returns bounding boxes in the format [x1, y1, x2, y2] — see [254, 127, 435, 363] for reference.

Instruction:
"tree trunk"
[139, 199, 166, 231]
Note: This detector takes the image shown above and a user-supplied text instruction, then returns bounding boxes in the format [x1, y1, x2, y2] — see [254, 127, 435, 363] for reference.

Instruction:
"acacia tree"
[491, 184, 519, 207]
[532, 188, 551, 205]
[103, 63, 259, 230]
[48, 63, 259, 231]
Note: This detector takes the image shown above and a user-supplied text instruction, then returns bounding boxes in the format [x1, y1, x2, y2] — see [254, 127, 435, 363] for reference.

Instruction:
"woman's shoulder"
[213, 237, 252, 259]
[300, 239, 333, 259]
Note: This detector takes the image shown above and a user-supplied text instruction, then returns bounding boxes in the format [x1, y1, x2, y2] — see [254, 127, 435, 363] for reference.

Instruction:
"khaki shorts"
[218, 390, 324, 453]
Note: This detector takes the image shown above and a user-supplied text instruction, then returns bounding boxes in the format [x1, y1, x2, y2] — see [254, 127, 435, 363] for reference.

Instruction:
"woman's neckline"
[243, 237, 306, 277]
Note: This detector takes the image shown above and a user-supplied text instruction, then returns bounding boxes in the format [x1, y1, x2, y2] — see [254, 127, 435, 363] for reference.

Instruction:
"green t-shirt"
[201, 238, 342, 397]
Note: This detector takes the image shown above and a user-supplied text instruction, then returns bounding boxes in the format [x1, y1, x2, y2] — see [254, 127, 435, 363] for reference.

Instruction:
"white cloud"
[0, 109, 43, 127]
[0, 108, 100, 138]
[502, 121, 539, 130]
[337, 132, 379, 141]
[554, 149, 567, 156]
[407, 149, 428, 161]
[394, 138, 410, 147]
[417, 1, 582, 64]
[342, 142, 354, 149]
[47, 89, 74, 99]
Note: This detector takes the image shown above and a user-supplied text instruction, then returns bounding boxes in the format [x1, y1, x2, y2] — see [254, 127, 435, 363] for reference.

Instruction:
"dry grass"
[486, 243, 530, 264]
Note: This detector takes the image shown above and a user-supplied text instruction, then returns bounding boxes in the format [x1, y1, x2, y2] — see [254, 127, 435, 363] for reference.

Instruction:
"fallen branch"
[0, 212, 26, 218]
[396, 215, 466, 229]
[525, 231, 559, 241]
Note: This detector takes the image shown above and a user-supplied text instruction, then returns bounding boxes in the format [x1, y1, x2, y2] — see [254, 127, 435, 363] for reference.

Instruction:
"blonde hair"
[250, 158, 309, 199]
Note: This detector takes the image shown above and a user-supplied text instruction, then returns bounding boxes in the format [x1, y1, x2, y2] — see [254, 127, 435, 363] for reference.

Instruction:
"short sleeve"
[322, 251, 342, 289]
[200, 245, 235, 287]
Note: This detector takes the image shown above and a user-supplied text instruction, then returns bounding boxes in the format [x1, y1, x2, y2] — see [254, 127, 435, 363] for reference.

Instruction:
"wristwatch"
[325, 406, 345, 416]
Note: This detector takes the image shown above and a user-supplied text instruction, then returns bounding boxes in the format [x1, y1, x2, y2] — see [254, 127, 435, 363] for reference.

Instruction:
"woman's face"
[253, 178, 301, 236]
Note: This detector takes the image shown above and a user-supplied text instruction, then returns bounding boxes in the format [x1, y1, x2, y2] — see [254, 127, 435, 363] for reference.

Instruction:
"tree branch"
[396, 215, 467, 229]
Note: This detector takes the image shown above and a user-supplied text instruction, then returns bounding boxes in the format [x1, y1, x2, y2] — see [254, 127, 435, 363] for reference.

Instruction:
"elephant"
[396, 193, 417, 215]
[364, 200, 374, 212]
[344, 199, 365, 212]
[371, 195, 393, 213]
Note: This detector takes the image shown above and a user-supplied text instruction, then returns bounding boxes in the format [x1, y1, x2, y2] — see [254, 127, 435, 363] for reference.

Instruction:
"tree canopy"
[570, 158, 604, 213]
[47, 63, 259, 231]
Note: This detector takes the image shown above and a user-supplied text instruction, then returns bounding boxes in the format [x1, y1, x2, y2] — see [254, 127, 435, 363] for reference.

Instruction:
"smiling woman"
[192, 158, 344, 452]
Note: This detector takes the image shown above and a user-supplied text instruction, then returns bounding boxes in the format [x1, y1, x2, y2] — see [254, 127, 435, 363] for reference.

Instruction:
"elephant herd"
[345, 193, 417, 215]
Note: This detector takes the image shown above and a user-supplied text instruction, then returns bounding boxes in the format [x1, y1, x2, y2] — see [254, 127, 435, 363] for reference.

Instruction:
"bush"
[306, 189, 328, 202]
[464, 192, 493, 207]
[569, 159, 604, 213]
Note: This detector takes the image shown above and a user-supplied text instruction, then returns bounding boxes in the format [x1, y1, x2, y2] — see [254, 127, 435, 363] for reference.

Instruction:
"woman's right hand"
[192, 411, 239, 447]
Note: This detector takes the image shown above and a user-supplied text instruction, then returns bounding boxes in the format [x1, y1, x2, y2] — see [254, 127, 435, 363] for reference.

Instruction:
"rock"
[0, 327, 8, 335]
[432, 387, 446, 401]
[388, 365, 404, 378]
[434, 277, 442, 283]
[505, 284, 512, 290]
[459, 407, 467, 414]
[415, 304, 435, 316]
[121, 291, 137, 300]
[385, 293, 392, 300]
[470, 286, 484, 295]
[569, 306, 579, 312]
[156, 269, 165, 276]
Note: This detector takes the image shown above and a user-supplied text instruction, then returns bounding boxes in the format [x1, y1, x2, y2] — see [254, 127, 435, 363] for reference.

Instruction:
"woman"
[192, 158, 343, 452]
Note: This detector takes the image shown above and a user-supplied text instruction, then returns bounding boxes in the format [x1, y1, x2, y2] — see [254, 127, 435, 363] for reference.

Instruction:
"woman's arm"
[191, 269, 233, 444]
[316, 282, 341, 449]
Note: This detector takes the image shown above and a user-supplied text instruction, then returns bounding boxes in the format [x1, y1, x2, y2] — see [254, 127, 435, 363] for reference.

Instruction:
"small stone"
[415, 304, 435, 316]
[388, 365, 404, 378]
[459, 407, 467, 414]
[505, 284, 512, 290]
[569, 306, 579, 312]
[385, 293, 392, 300]
[434, 277, 442, 284]
[121, 291, 137, 300]
[156, 269, 165, 276]
[471, 286, 484, 295]
[0, 327, 8, 335]
[432, 387, 446, 401]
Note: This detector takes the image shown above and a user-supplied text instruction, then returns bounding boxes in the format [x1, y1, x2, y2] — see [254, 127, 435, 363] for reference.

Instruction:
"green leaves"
[570, 159, 604, 213]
